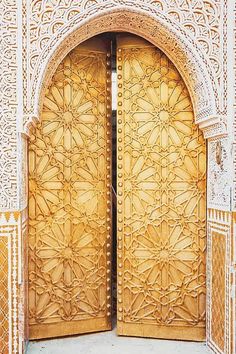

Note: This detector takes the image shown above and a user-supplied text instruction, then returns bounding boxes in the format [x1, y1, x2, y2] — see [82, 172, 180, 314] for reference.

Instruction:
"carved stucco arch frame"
[22, 4, 221, 340]
[25, 5, 226, 139]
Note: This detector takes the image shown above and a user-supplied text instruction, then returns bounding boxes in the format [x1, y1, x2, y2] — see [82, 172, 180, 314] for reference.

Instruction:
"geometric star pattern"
[116, 35, 206, 340]
[28, 38, 112, 339]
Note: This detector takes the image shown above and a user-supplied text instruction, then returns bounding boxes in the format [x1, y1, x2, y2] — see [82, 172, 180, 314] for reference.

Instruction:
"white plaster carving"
[0, 0, 18, 211]
[208, 138, 231, 211]
[25, 0, 225, 136]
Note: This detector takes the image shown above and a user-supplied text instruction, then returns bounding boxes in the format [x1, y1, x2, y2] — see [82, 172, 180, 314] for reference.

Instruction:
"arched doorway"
[28, 32, 206, 342]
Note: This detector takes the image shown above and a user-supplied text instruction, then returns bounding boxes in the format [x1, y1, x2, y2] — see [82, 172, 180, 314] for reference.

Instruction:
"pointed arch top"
[24, 4, 226, 138]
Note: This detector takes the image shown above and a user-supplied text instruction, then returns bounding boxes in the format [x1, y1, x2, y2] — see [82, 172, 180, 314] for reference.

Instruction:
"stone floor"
[27, 326, 211, 354]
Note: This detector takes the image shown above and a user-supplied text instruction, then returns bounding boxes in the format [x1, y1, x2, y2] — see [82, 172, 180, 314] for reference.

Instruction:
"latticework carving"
[28, 39, 112, 338]
[116, 35, 206, 340]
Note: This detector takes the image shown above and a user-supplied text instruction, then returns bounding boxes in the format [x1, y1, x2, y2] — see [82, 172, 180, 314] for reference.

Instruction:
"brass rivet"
[119, 308, 122, 312]
[118, 227, 122, 232]
[118, 165, 122, 169]
[118, 317, 122, 321]
[107, 312, 111, 316]
[118, 110, 122, 115]
[118, 200, 122, 205]
[118, 75, 122, 79]
[118, 102, 122, 106]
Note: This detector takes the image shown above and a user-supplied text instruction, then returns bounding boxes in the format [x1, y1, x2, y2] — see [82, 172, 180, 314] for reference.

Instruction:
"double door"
[28, 34, 206, 341]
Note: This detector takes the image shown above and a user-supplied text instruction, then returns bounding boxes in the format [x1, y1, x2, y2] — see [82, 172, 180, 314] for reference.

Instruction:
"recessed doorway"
[28, 32, 206, 342]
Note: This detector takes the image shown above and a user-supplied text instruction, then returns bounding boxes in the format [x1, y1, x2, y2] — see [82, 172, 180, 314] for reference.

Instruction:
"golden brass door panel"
[28, 37, 112, 339]
[116, 35, 206, 341]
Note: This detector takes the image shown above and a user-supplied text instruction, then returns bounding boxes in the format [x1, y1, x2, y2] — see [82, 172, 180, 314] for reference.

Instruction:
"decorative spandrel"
[28, 38, 112, 339]
[116, 35, 206, 340]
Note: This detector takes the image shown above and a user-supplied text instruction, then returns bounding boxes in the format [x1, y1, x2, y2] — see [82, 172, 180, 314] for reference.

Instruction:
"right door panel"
[116, 34, 206, 341]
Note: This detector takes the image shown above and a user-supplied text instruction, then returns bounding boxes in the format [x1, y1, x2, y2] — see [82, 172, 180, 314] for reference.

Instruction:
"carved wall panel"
[207, 210, 232, 354]
[0, 0, 18, 211]
[116, 34, 206, 340]
[0, 234, 9, 354]
[0, 212, 22, 354]
[28, 38, 112, 339]
[208, 138, 231, 211]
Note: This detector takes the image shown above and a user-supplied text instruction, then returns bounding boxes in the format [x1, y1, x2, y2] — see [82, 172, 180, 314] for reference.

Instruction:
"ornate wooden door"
[116, 35, 206, 341]
[28, 38, 112, 339]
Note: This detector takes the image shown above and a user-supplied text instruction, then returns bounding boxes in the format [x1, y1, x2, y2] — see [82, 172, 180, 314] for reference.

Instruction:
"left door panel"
[28, 37, 112, 339]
